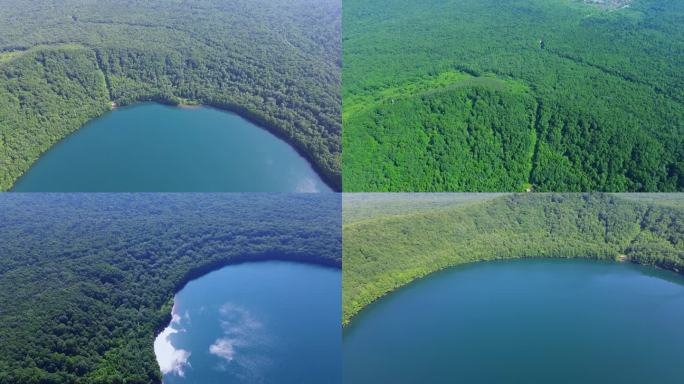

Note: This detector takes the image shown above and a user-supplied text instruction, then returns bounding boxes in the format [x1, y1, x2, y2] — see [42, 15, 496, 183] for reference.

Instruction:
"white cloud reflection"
[154, 303, 191, 377]
[209, 302, 272, 380]
[295, 177, 320, 193]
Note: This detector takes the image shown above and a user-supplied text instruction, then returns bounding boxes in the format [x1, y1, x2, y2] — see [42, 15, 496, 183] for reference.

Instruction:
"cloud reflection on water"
[154, 303, 191, 377]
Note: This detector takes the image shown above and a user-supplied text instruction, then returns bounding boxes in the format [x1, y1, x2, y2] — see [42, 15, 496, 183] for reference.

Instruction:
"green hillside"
[343, 0, 684, 191]
[343, 193, 684, 324]
[0, 0, 341, 190]
[0, 194, 341, 383]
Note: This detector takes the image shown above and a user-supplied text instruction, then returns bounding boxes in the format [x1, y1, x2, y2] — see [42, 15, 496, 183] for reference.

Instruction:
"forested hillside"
[343, 0, 684, 191]
[342, 192, 500, 224]
[0, 0, 341, 190]
[343, 193, 684, 324]
[0, 194, 341, 383]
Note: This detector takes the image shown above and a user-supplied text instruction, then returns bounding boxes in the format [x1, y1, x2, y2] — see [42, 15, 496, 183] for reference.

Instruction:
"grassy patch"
[0, 50, 25, 63]
[344, 70, 529, 120]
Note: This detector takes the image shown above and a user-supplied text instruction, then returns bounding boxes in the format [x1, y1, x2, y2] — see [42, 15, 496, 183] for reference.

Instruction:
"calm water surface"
[13, 104, 331, 192]
[155, 261, 341, 384]
[343, 259, 684, 384]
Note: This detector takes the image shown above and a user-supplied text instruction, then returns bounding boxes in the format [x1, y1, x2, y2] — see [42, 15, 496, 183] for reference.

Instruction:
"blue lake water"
[155, 261, 341, 384]
[343, 258, 684, 384]
[12, 104, 331, 192]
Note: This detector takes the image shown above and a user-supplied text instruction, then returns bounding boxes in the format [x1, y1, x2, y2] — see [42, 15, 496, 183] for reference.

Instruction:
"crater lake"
[343, 258, 684, 384]
[12, 104, 331, 192]
[155, 260, 341, 384]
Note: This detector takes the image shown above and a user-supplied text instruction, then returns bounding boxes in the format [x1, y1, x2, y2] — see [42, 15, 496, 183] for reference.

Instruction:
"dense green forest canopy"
[0, 0, 341, 191]
[343, 193, 684, 324]
[343, 0, 684, 192]
[0, 194, 341, 384]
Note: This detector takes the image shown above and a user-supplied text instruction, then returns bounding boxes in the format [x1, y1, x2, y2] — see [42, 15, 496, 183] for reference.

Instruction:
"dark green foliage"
[343, 0, 684, 191]
[0, 0, 341, 191]
[0, 47, 111, 190]
[343, 193, 684, 324]
[0, 194, 341, 383]
[345, 87, 537, 191]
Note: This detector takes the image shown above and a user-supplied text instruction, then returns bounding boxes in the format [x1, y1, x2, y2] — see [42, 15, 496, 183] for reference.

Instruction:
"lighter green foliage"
[342, 193, 684, 325]
[343, 0, 684, 191]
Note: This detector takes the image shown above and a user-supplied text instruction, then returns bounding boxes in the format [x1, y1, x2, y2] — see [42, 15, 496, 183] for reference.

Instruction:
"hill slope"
[0, 194, 341, 383]
[343, 0, 684, 191]
[0, 0, 341, 190]
[343, 193, 684, 324]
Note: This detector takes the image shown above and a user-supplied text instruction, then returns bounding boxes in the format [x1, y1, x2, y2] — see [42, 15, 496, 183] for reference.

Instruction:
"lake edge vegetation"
[343, 193, 684, 325]
[0, 194, 341, 384]
[0, 0, 341, 191]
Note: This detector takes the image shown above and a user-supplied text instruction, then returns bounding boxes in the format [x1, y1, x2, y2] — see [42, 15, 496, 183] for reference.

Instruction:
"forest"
[0, 194, 341, 384]
[343, 0, 684, 192]
[0, 0, 341, 191]
[343, 193, 684, 324]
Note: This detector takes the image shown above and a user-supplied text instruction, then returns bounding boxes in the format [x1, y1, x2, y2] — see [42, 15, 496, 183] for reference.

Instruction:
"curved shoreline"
[156, 250, 341, 336]
[342, 194, 684, 326]
[190, 98, 340, 192]
[152, 252, 341, 383]
[8, 99, 340, 192]
[343, 254, 683, 327]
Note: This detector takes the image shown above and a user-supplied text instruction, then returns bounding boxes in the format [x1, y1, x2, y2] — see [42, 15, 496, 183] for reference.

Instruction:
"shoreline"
[152, 253, 341, 383]
[342, 253, 684, 327]
[7, 99, 340, 192]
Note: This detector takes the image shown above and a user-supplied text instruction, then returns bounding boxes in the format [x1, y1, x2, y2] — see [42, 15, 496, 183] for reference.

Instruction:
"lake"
[155, 261, 341, 384]
[343, 258, 684, 384]
[12, 104, 331, 192]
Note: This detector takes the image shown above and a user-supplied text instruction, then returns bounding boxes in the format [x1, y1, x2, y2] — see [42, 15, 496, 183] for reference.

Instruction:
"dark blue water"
[12, 104, 331, 192]
[155, 261, 341, 384]
[343, 259, 684, 384]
